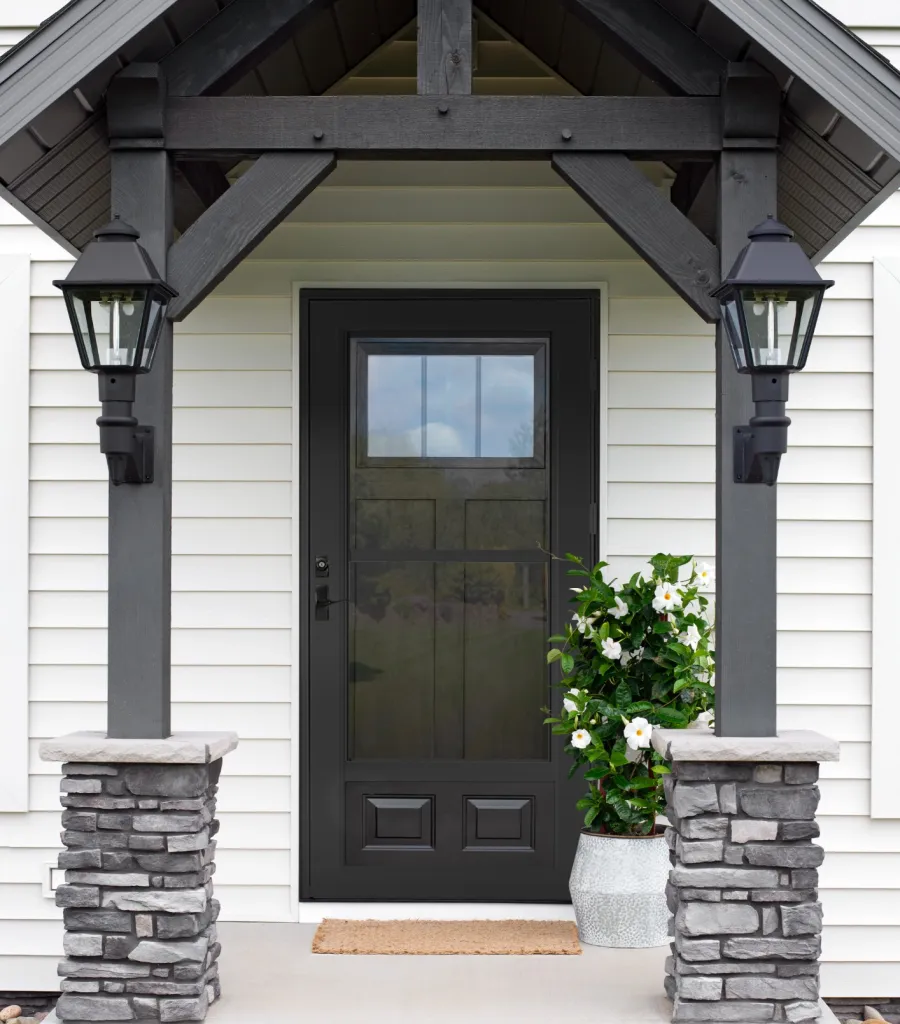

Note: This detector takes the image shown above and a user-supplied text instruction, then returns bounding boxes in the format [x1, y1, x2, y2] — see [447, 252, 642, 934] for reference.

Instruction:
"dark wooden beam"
[552, 152, 720, 321]
[108, 150, 174, 739]
[671, 161, 716, 239]
[715, 149, 778, 738]
[161, 95, 723, 154]
[162, 0, 327, 97]
[168, 151, 335, 320]
[418, 0, 472, 95]
[565, 0, 726, 96]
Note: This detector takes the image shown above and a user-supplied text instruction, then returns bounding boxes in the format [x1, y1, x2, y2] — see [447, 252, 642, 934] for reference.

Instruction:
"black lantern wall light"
[712, 217, 834, 486]
[54, 220, 177, 486]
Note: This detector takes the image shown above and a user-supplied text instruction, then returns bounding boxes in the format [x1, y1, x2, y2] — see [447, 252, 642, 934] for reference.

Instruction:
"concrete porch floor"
[213, 922, 673, 1023]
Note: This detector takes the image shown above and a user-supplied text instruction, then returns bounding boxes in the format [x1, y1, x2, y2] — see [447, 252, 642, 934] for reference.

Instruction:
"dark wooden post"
[715, 65, 781, 737]
[107, 67, 174, 738]
[417, 0, 472, 95]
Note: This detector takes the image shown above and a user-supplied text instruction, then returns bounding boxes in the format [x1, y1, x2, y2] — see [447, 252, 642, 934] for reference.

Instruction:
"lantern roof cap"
[712, 218, 836, 296]
[53, 219, 177, 297]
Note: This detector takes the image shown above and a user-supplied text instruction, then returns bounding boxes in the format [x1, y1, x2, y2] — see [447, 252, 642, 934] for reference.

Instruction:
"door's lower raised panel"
[345, 781, 554, 869]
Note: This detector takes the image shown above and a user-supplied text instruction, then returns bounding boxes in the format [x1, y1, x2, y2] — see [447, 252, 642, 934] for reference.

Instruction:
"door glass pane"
[350, 339, 549, 762]
[425, 355, 477, 457]
[480, 355, 536, 458]
[367, 354, 423, 456]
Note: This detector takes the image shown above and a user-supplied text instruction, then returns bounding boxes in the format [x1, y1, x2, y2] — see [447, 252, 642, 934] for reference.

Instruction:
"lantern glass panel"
[740, 287, 820, 371]
[140, 294, 168, 370]
[70, 287, 151, 370]
[721, 295, 748, 371]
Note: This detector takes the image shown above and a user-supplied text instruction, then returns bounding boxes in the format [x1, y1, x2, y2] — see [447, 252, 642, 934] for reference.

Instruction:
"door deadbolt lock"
[315, 555, 329, 577]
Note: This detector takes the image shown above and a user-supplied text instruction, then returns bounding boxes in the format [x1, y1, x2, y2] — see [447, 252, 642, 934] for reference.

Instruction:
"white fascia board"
[0, 253, 30, 811]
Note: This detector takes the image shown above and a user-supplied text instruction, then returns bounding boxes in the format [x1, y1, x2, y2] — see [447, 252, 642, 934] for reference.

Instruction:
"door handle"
[315, 585, 347, 621]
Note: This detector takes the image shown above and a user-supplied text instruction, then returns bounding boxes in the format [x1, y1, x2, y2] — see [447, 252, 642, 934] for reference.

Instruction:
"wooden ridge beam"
[162, 0, 327, 97]
[552, 152, 720, 322]
[565, 0, 726, 96]
[161, 95, 723, 154]
[168, 150, 335, 320]
[418, 0, 472, 95]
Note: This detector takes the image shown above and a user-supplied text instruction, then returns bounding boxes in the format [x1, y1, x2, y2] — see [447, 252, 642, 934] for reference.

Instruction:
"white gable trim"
[0, 253, 30, 811]
[871, 258, 900, 818]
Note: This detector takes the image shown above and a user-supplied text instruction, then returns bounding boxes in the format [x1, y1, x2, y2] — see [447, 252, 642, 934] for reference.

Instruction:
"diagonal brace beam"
[553, 152, 720, 322]
[168, 151, 335, 320]
[566, 0, 726, 96]
[163, 0, 327, 97]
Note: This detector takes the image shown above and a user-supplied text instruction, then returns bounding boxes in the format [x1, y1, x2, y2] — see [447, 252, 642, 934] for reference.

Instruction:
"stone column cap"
[651, 728, 839, 763]
[39, 731, 239, 764]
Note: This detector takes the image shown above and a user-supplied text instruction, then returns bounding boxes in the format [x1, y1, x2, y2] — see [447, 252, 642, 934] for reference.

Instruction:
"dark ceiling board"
[552, 151, 720, 321]
[11, 116, 106, 203]
[163, 0, 328, 97]
[522, 0, 566, 70]
[375, 0, 417, 37]
[565, 0, 725, 96]
[168, 150, 336, 320]
[556, 13, 603, 95]
[255, 39, 312, 95]
[334, 0, 383, 68]
[592, 43, 641, 97]
[164, 94, 723, 152]
[477, 0, 525, 38]
[37, 153, 110, 223]
[418, 0, 474, 95]
[294, 7, 349, 93]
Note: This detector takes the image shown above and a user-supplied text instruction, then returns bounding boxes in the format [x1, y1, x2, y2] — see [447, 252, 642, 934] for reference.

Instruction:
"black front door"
[301, 291, 598, 901]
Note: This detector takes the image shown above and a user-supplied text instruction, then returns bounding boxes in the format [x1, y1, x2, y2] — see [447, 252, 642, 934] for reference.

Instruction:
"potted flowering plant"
[545, 553, 715, 948]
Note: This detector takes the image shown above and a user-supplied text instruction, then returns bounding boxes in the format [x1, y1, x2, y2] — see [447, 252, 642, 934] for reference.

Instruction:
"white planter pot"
[569, 830, 670, 948]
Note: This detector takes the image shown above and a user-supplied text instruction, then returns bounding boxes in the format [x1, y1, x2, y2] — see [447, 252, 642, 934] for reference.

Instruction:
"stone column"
[39, 732, 238, 1024]
[652, 729, 840, 1024]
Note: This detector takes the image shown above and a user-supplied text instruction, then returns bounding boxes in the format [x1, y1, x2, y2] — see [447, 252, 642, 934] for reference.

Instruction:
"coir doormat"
[311, 918, 582, 955]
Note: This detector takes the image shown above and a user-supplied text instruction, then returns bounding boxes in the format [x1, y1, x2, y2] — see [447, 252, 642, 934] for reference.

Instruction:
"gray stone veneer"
[663, 759, 825, 1024]
[53, 760, 224, 1023]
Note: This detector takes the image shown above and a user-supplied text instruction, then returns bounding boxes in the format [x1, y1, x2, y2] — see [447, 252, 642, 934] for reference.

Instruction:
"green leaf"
[614, 680, 632, 709]
[626, 701, 654, 715]
[566, 568, 590, 577]
[542, 717, 560, 725]
[561, 653, 574, 675]
[625, 777, 660, 790]
[653, 620, 674, 635]
[609, 749, 629, 768]
[584, 766, 611, 781]
[546, 649, 562, 664]
[653, 707, 688, 727]
[584, 806, 600, 828]
[576, 798, 593, 811]
[651, 765, 672, 776]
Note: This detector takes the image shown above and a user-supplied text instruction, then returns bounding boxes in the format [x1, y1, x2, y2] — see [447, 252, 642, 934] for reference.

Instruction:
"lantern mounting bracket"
[102, 424, 155, 486]
[733, 426, 765, 485]
[96, 373, 155, 486]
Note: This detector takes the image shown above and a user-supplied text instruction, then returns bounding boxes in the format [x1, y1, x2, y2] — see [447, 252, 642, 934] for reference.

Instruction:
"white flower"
[653, 583, 682, 612]
[684, 599, 705, 620]
[609, 596, 629, 619]
[563, 697, 578, 713]
[571, 729, 592, 749]
[570, 587, 585, 594]
[620, 649, 633, 667]
[679, 625, 702, 651]
[696, 562, 715, 591]
[568, 687, 581, 696]
[623, 717, 653, 750]
[600, 637, 622, 661]
[694, 669, 710, 683]
[572, 613, 594, 636]
[689, 710, 714, 730]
